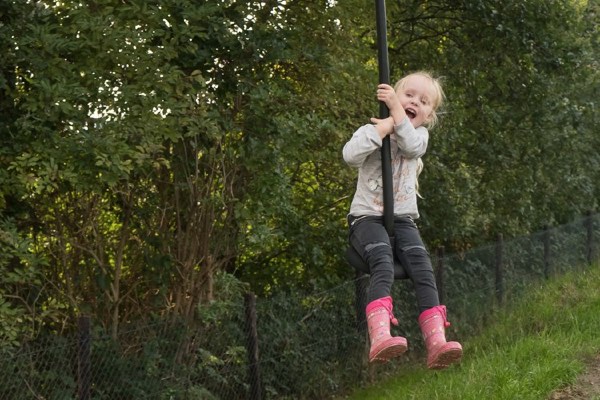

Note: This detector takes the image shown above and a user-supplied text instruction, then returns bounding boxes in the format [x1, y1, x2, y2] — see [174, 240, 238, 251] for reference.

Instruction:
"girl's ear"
[425, 111, 437, 128]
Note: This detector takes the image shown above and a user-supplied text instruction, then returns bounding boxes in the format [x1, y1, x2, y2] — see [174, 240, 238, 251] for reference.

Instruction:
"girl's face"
[397, 75, 437, 128]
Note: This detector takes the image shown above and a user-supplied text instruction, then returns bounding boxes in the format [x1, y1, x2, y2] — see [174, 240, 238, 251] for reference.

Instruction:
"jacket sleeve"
[342, 124, 382, 168]
[394, 117, 429, 159]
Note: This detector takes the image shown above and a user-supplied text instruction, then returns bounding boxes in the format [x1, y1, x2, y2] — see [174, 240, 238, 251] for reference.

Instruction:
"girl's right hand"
[370, 116, 394, 140]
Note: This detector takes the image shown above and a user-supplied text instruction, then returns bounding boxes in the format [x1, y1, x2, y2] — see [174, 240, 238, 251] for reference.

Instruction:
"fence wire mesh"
[1, 213, 598, 399]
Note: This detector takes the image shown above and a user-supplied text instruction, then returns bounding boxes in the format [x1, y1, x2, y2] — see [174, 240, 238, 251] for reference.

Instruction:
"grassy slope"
[344, 263, 600, 400]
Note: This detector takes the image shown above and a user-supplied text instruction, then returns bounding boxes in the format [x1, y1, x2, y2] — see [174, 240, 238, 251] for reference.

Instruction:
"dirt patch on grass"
[548, 354, 600, 400]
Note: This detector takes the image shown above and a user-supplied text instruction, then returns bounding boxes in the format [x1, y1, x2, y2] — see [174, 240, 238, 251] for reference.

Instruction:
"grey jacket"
[343, 117, 429, 219]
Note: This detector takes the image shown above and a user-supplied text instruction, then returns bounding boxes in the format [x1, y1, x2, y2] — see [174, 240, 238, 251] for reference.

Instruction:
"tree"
[0, 0, 597, 340]
[382, 0, 599, 248]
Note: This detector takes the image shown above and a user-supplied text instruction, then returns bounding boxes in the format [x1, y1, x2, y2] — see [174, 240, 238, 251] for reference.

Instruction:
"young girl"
[343, 71, 462, 369]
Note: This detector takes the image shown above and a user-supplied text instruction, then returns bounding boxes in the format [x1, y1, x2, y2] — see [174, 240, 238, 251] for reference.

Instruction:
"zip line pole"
[344, 0, 409, 287]
[375, 0, 394, 236]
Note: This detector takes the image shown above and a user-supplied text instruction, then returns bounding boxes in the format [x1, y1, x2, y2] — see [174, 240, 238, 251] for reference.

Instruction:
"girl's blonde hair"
[395, 71, 445, 198]
[393, 71, 445, 129]
[415, 157, 424, 198]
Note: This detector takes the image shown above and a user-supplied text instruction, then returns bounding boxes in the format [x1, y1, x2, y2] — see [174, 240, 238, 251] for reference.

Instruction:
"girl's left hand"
[376, 84, 401, 111]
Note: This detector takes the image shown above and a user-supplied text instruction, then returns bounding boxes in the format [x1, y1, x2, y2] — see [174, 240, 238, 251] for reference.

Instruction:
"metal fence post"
[354, 272, 369, 335]
[77, 315, 91, 400]
[244, 292, 262, 400]
[543, 225, 551, 278]
[435, 246, 446, 306]
[495, 234, 504, 305]
[586, 210, 594, 265]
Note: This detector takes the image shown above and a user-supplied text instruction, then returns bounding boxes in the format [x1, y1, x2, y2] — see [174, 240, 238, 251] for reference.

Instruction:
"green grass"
[343, 263, 600, 400]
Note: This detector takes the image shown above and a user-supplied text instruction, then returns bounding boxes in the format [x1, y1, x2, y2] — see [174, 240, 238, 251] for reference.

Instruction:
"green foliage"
[400, 0, 600, 246]
[347, 263, 600, 400]
[0, 218, 597, 399]
[262, 293, 363, 398]
[0, 218, 47, 347]
[0, 0, 597, 347]
[0, 271, 251, 399]
[0, 335, 77, 399]
[0, 1, 597, 398]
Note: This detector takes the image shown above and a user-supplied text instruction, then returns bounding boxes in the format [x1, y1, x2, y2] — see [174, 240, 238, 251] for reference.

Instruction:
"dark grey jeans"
[348, 215, 439, 313]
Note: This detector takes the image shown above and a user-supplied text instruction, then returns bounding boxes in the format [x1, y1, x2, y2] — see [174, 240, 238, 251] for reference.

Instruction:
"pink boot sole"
[369, 336, 408, 364]
[427, 341, 462, 369]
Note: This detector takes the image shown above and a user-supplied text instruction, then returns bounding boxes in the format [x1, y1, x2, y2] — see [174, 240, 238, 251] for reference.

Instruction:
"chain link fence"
[1, 213, 598, 399]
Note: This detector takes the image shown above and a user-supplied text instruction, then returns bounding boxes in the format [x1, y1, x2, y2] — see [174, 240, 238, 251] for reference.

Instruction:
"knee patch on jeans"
[401, 246, 434, 276]
[402, 245, 429, 262]
[401, 245, 427, 254]
[364, 242, 394, 301]
[364, 242, 393, 266]
[365, 241, 391, 253]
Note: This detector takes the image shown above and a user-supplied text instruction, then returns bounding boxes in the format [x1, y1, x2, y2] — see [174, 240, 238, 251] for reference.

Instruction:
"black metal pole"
[375, 0, 394, 236]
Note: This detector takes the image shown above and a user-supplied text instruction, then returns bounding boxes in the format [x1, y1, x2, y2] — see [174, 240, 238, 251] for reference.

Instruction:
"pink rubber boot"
[366, 296, 408, 364]
[418, 305, 463, 369]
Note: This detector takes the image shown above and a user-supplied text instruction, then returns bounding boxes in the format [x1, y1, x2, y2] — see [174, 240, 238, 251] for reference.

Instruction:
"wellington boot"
[366, 296, 408, 363]
[418, 305, 462, 369]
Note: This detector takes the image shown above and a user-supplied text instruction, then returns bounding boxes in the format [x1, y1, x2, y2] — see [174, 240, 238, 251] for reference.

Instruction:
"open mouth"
[405, 108, 417, 119]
